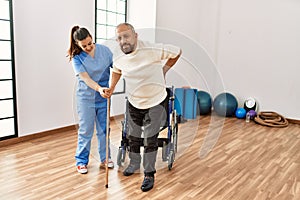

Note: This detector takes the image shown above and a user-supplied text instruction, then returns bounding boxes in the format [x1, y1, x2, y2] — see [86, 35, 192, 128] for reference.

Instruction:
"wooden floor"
[1, 115, 300, 200]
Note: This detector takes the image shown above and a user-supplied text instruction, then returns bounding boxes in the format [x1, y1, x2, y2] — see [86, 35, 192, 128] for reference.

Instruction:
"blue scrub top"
[72, 44, 112, 102]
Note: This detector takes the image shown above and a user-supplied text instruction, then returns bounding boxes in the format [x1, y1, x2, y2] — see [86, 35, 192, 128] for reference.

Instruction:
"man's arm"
[163, 49, 182, 76]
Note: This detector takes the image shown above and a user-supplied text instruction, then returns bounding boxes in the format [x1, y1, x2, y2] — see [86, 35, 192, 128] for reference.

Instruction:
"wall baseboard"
[0, 125, 77, 147]
[1, 115, 297, 147]
[287, 118, 300, 125]
[0, 115, 124, 147]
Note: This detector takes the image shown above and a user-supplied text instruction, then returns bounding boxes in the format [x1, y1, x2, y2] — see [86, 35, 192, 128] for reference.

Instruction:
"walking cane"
[105, 98, 110, 188]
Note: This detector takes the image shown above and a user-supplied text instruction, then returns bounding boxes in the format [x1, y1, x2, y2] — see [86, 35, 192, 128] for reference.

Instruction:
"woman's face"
[77, 36, 94, 54]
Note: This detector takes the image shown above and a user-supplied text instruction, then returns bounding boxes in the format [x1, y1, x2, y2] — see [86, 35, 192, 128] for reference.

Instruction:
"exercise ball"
[197, 91, 212, 115]
[213, 92, 238, 117]
[235, 107, 246, 119]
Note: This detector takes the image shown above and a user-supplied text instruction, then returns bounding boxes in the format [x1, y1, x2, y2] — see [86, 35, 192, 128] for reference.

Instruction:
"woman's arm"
[79, 72, 109, 97]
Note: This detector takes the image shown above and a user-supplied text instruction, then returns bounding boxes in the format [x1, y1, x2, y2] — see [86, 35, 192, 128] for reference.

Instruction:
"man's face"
[116, 25, 137, 54]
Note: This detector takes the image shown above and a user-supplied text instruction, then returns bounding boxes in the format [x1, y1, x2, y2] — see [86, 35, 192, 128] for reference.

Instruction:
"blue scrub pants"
[75, 99, 111, 166]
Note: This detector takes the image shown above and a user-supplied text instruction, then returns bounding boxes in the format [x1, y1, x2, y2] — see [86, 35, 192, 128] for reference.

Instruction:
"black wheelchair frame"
[116, 86, 179, 170]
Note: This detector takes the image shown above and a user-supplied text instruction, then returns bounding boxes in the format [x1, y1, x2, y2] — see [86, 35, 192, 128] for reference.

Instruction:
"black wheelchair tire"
[168, 150, 175, 170]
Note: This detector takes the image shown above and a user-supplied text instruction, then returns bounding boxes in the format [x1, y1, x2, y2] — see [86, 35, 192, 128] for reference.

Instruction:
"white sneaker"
[107, 159, 114, 168]
[100, 159, 114, 169]
[77, 165, 88, 174]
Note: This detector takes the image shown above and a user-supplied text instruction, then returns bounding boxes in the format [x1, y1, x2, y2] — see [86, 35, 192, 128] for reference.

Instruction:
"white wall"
[127, 0, 156, 29]
[14, 0, 94, 136]
[156, 0, 300, 119]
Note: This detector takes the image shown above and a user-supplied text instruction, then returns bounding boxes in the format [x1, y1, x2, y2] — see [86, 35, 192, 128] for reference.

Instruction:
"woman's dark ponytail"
[67, 25, 91, 61]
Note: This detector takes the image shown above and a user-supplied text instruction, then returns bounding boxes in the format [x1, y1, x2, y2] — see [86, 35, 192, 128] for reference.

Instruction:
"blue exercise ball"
[235, 107, 246, 119]
[213, 92, 238, 117]
[197, 91, 212, 115]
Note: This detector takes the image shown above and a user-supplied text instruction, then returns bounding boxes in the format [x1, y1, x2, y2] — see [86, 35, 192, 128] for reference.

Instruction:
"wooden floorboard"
[1, 115, 300, 200]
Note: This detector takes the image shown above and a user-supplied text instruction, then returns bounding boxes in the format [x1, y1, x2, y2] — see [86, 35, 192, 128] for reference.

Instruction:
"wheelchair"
[116, 86, 179, 170]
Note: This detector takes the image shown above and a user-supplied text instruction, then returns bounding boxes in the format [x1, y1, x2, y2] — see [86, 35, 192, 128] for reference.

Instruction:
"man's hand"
[99, 87, 114, 98]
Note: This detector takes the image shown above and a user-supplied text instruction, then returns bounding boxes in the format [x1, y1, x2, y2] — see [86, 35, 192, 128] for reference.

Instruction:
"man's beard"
[121, 43, 135, 54]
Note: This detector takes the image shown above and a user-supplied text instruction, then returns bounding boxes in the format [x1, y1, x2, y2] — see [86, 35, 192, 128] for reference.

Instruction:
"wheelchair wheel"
[162, 141, 168, 162]
[171, 110, 179, 153]
[173, 122, 178, 153]
[117, 148, 122, 166]
[117, 147, 126, 166]
[168, 150, 175, 170]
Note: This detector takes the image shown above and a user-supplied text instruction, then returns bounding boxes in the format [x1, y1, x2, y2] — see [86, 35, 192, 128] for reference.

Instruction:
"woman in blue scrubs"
[67, 26, 114, 174]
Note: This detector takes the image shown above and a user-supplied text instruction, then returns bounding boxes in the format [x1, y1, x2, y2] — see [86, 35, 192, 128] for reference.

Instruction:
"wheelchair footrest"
[119, 137, 170, 148]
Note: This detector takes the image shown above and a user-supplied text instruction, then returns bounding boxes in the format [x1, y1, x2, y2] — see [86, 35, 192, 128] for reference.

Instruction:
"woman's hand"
[99, 87, 113, 98]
